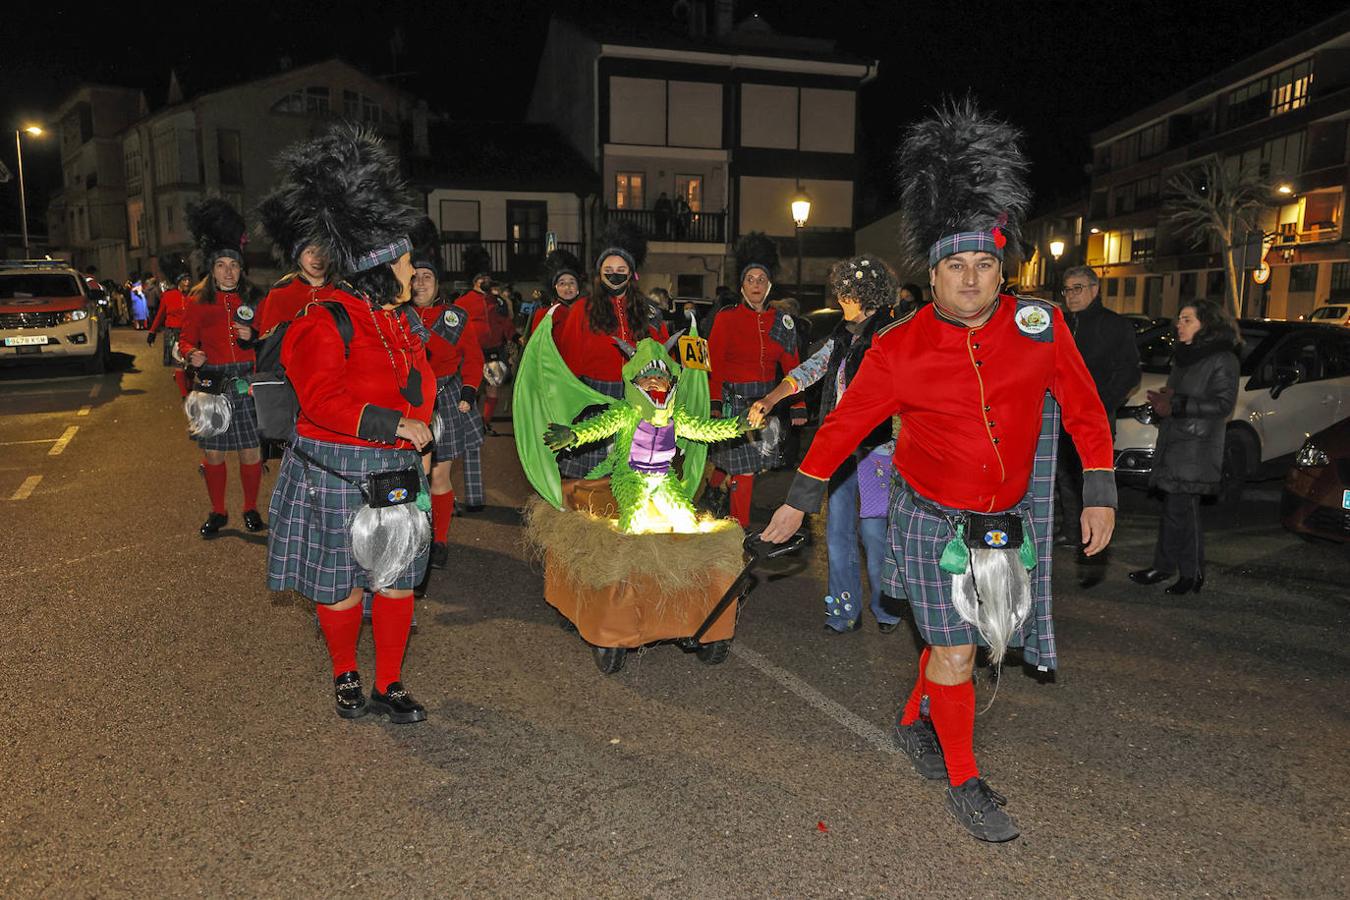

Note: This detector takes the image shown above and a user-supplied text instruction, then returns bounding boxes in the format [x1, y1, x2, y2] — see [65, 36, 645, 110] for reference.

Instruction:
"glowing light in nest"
[621, 500, 733, 536]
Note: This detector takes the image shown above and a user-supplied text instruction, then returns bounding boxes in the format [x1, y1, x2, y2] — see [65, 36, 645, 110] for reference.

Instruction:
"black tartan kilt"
[432, 373, 484, 462]
[557, 376, 623, 479]
[193, 362, 260, 452]
[160, 327, 180, 366]
[266, 435, 430, 605]
[711, 380, 777, 474]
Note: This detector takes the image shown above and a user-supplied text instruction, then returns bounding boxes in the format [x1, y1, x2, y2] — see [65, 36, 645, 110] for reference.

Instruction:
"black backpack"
[249, 301, 354, 443]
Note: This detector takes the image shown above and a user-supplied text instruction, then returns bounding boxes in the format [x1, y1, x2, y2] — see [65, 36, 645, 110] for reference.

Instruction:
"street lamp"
[790, 188, 811, 292]
[1048, 239, 1065, 300]
[14, 124, 45, 256]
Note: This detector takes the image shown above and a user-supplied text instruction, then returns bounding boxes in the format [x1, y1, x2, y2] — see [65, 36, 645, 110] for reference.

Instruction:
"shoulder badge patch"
[1014, 304, 1050, 336]
[443, 309, 461, 328]
[236, 304, 255, 322]
[782, 314, 795, 331]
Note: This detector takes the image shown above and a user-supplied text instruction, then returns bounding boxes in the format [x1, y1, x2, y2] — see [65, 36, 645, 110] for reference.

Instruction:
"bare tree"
[1164, 157, 1273, 320]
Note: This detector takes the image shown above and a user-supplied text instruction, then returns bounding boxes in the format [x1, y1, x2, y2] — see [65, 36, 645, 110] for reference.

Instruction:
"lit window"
[615, 172, 644, 210]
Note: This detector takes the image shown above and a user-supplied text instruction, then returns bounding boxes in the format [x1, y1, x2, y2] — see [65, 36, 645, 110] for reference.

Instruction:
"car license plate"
[4, 335, 49, 346]
[1343, 490, 1350, 511]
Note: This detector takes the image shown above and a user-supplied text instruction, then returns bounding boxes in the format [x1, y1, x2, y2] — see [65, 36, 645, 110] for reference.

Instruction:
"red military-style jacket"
[178, 290, 257, 366]
[555, 295, 668, 382]
[256, 274, 339, 338]
[792, 296, 1114, 513]
[148, 288, 188, 332]
[530, 297, 579, 337]
[454, 288, 517, 350]
[412, 300, 485, 390]
[707, 301, 805, 409]
[283, 289, 435, 451]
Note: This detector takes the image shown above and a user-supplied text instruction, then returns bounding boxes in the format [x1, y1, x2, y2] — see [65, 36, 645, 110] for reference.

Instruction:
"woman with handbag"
[1128, 300, 1239, 595]
[750, 255, 903, 633]
[262, 125, 435, 724]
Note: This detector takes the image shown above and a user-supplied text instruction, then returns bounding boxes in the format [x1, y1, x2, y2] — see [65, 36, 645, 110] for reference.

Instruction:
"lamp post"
[14, 125, 44, 256]
[1049, 239, 1066, 301]
[790, 188, 811, 294]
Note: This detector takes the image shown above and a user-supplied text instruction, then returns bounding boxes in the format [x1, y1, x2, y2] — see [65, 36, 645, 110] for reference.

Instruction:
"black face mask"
[602, 272, 630, 295]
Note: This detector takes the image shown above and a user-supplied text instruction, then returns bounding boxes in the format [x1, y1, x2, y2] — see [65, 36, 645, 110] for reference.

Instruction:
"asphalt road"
[2, 329, 1347, 898]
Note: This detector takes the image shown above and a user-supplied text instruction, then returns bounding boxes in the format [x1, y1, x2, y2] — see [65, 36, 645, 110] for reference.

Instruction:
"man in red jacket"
[454, 272, 516, 435]
[763, 102, 1117, 844]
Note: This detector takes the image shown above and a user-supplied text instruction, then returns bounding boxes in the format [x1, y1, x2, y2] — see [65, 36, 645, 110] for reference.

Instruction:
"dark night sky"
[0, 0, 1343, 235]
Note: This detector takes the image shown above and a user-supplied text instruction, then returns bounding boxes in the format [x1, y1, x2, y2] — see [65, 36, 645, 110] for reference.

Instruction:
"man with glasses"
[1058, 266, 1139, 554]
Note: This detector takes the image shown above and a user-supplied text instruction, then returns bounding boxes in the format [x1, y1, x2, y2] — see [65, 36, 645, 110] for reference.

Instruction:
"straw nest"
[521, 496, 746, 591]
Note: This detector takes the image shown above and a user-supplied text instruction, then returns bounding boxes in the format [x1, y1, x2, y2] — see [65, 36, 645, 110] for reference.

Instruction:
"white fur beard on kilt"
[431, 412, 445, 443]
[350, 503, 431, 591]
[950, 548, 1032, 667]
[184, 391, 232, 438]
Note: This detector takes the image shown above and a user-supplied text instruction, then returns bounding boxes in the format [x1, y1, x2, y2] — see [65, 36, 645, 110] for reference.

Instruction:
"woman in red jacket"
[178, 200, 267, 538]
[147, 264, 192, 397]
[706, 233, 805, 526]
[553, 223, 667, 478]
[408, 222, 485, 573]
[264, 125, 434, 724]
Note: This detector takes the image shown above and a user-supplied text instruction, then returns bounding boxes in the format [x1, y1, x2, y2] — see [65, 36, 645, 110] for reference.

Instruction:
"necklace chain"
[365, 300, 410, 395]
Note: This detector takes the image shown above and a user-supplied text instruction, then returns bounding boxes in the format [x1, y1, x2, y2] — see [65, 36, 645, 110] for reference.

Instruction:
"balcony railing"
[1277, 222, 1342, 245]
[438, 239, 583, 282]
[606, 208, 727, 244]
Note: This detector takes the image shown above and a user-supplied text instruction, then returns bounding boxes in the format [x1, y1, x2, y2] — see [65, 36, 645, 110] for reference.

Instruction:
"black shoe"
[877, 620, 900, 634]
[483, 424, 501, 437]
[945, 777, 1020, 842]
[1164, 575, 1201, 595]
[823, 619, 862, 634]
[891, 716, 947, 780]
[200, 512, 228, 538]
[1128, 567, 1171, 585]
[463, 504, 485, 514]
[242, 509, 266, 532]
[368, 682, 427, 724]
[333, 671, 367, 719]
[430, 542, 449, 570]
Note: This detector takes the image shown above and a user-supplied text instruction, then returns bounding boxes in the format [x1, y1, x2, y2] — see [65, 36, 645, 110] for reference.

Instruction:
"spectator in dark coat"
[1056, 265, 1140, 548]
[1129, 300, 1239, 595]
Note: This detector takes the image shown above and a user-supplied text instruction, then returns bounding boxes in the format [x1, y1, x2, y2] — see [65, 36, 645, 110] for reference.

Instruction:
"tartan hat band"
[353, 236, 412, 273]
[927, 231, 1004, 268]
[210, 248, 244, 265]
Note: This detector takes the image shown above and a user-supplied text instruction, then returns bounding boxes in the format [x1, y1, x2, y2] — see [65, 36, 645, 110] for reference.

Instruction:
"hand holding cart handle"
[691, 529, 808, 644]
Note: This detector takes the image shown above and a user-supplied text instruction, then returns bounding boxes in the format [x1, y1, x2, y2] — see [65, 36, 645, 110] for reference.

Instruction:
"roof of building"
[407, 121, 599, 194]
[1091, 8, 1350, 145]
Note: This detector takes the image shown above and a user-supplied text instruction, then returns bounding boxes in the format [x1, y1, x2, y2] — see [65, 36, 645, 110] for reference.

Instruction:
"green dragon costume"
[514, 308, 753, 534]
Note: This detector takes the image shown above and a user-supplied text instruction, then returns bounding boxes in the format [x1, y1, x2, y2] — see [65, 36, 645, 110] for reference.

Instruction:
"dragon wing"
[672, 311, 712, 499]
[512, 306, 619, 509]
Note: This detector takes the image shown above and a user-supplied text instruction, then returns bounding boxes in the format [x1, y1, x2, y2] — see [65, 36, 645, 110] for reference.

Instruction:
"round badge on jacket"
[236, 304, 255, 322]
[444, 309, 461, 328]
[1014, 305, 1049, 335]
[782, 315, 795, 330]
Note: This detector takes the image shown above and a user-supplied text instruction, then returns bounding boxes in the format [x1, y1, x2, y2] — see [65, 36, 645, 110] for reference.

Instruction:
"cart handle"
[743, 530, 808, 561]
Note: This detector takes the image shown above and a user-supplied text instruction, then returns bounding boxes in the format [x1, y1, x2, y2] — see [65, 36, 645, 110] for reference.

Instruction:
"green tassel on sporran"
[939, 523, 970, 575]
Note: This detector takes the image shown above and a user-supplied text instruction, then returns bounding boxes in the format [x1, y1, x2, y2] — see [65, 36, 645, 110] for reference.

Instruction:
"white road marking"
[48, 426, 78, 456]
[730, 643, 898, 756]
[9, 475, 42, 500]
[77, 405, 91, 416]
[0, 438, 59, 446]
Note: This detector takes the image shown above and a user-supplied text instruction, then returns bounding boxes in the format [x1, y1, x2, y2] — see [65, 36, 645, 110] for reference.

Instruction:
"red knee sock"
[372, 593, 415, 692]
[708, 468, 727, 489]
[728, 474, 755, 526]
[481, 395, 497, 425]
[202, 461, 228, 514]
[316, 603, 363, 677]
[900, 647, 932, 725]
[172, 369, 190, 397]
[927, 679, 979, 786]
[431, 490, 454, 543]
[239, 461, 262, 511]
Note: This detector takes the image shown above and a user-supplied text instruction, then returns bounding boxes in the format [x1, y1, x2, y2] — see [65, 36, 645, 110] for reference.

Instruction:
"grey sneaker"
[945, 777, 1020, 842]
[891, 715, 947, 780]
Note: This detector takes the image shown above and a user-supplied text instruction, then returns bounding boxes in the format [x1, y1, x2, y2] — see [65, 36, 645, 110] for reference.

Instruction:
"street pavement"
[1, 329, 1347, 898]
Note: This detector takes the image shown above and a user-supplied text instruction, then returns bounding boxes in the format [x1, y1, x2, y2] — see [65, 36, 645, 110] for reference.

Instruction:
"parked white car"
[1114, 319, 1350, 494]
[0, 259, 111, 373]
[1306, 303, 1350, 327]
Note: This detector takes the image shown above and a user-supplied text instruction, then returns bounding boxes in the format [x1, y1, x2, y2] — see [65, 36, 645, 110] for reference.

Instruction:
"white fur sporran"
[755, 416, 783, 458]
[483, 359, 509, 387]
[184, 391, 232, 438]
[950, 548, 1032, 668]
[431, 411, 445, 443]
[349, 502, 431, 591]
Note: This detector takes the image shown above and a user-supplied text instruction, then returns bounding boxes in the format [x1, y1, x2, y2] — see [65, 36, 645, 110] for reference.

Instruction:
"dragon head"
[621, 338, 682, 422]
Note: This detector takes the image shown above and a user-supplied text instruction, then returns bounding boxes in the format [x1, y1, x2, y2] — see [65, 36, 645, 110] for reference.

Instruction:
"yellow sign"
[1253, 262, 1271, 285]
[678, 335, 710, 371]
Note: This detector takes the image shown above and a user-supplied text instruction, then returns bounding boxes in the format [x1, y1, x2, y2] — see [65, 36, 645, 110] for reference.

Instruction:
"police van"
[0, 258, 111, 373]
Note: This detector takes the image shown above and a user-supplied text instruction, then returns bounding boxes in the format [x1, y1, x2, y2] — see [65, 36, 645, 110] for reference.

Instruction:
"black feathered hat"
[594, 219, 648, 274]
[186, 198, 248, 266]
[257, 123, 419, 278]
[409, 216, 442, 279]
[256, 191, 305, 266]
[894, 98, 1030, 272]
[158, 253, 191, 285]
[734, 232, 779, 283]
[543, 247, 584, 293]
